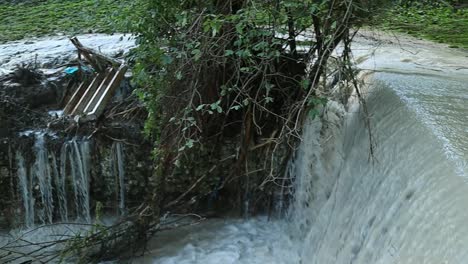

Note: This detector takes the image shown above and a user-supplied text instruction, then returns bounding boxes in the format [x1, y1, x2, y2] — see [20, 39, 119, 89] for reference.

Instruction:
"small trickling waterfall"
[16, 153, 34, 228]
[112, 142, 126, 216]
[66, 140, 92, 223]
[33, 133, 54, 224]
[56, 148, 68, 222]
[15, 134, 127, 227]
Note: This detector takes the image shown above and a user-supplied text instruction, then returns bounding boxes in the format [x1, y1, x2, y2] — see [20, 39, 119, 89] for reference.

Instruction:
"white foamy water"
[137, 218, 300, 264]
[0, 34, 135, 75]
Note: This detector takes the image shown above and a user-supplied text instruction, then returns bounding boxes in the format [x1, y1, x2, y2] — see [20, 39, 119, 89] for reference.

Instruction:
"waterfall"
[113, 142, 126, 215]
[16, 135, 94, 226]
[55, 147, 68, 222]
[14, 135, 132, 227]
[67, 140, 91, 223]
[32, 133, 54, 224]
[16, 152, 34, 228]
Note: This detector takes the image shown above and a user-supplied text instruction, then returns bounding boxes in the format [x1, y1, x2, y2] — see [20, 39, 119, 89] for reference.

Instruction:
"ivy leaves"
[195, 100, 223, 115]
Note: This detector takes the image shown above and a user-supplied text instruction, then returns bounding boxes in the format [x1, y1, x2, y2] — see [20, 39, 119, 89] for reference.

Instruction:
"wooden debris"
[63, 37, 128, 122]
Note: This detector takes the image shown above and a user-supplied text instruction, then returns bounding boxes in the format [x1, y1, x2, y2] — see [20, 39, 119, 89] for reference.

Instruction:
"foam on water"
[138, 218, 300, 264]
[0, 34, 135, 75]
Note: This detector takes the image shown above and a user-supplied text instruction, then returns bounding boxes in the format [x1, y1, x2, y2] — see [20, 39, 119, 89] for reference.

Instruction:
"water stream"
[0, 34, 135, 75]
[67, 140, 92, 223]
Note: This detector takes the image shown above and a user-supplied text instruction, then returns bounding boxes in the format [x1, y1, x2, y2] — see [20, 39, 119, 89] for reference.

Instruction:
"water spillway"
[290, 38, 468, 263]
[290, 72, 468, 263]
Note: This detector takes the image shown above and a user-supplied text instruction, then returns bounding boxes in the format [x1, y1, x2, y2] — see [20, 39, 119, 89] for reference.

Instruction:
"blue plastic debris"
[64, 67, 79, 75]
[64, 65, 92, 75]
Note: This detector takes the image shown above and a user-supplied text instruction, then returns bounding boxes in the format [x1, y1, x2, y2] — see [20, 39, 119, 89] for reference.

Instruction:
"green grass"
[380, 5, 468, 49]
[0, 0, 138, 43]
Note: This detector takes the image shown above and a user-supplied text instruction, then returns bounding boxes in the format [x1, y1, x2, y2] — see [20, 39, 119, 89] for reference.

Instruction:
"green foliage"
[380, 2, 468, 48]
[0, 0, 138, 43]
[130, 0, 385, 212]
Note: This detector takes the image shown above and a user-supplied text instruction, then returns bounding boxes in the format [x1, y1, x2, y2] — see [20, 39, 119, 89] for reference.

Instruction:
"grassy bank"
[0, 0, 137, 43]
[380, 4, 468, 49]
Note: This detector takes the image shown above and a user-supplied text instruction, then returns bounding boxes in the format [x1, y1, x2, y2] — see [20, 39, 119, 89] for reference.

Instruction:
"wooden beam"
[86, 65, 128, 120]
[70, 73, 104, 116]
[63, 81, 87, 115]
[83, 68, 116, 114]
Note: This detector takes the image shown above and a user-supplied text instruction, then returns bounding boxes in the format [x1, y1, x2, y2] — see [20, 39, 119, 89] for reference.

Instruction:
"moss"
[0, 0, 136, 43]
[379, 5, 468, 49]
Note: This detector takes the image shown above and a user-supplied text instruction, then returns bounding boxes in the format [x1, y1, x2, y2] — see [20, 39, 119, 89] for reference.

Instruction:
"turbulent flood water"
[139, 34, 468, 263]
[291, 72, 468, 264]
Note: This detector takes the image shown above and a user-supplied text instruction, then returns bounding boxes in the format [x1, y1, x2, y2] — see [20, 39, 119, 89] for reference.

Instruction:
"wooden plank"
[70, 73, 104, 116]
[83, 68, 116, 114]
[86, 65, 128, 120]
[59, 79, 76, 108]
[66, 37, 128, 120]
[63, 81, 87, 115]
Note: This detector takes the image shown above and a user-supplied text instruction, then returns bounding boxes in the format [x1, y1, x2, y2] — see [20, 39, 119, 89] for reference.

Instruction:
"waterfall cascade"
[66, 140, 92, 223]
[112, 141, 126, 216]
[15, 135, 127, 227]
[16, 153, 34, 228]
[289, 72, 468, 263]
